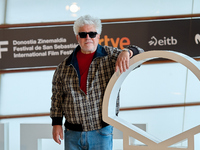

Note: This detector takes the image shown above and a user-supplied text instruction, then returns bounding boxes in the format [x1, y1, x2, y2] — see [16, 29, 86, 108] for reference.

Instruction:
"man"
[50, 15, 143, 150]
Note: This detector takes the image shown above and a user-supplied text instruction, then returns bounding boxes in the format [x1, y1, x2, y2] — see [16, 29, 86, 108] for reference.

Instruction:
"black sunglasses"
[78, 32, 98, 38]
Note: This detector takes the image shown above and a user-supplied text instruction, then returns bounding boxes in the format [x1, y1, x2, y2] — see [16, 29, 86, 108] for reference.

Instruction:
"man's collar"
[66, 44, 108, 65]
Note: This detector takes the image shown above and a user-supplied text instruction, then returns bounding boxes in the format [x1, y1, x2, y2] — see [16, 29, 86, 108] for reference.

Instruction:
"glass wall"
[0, 0, 199, 24]
[0, 60, 200, 150]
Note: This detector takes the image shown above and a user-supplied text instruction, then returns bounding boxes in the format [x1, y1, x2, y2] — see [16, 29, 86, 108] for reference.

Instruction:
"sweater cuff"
[125, 45, 144, 57]
[52, 117, 63, 126]
[128, 46, 139, 56]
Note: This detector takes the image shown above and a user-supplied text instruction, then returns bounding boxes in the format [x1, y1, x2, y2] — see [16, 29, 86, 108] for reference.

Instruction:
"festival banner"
[0, 18, 199, 70]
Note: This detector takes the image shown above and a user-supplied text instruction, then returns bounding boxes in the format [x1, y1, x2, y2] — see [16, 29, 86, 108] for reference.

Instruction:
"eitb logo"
[0, 41, 9, 59]
[148, 36, 177, 46]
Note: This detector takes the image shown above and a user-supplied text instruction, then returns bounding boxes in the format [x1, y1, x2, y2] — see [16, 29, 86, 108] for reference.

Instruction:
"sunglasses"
[78, 32, 98, 38]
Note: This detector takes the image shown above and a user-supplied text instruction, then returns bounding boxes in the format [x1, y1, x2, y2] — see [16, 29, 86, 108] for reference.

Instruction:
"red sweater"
[76, 50, 95, 94]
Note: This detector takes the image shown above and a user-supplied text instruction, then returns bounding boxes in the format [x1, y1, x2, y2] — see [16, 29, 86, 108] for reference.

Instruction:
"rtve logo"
[0, 41, 9, 59]
[195, 34, 200, 44]
[148, 36, 177, 46]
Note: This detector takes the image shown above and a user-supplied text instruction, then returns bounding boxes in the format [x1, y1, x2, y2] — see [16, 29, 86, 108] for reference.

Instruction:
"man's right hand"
[52, 125, 63, 145]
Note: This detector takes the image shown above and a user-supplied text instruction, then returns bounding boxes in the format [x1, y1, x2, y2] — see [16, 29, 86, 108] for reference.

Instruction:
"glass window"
[185, 61, 200, 102]
[0, 116, 52, 150]
[193, 0, 200, 14]
[120, 62, 187, 107]
[118, 107, 185, 142]
[6, 0, 69, 24]
[0, 0, 5, 24]
[118, 105, 200, 148]
[184, 106, 200, 131]
[0, 70, 54, 115]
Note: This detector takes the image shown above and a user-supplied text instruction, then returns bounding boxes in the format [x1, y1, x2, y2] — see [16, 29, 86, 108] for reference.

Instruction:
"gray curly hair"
[73, 15, 102, 35]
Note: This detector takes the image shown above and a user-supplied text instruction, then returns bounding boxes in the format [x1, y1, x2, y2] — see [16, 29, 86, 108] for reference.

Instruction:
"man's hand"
[52, 125, 63, 145]
[115, 50, 131, 73]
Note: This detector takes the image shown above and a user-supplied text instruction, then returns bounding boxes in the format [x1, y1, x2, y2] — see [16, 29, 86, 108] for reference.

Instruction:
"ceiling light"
[66, 3, 80, 13]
